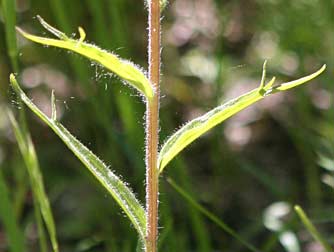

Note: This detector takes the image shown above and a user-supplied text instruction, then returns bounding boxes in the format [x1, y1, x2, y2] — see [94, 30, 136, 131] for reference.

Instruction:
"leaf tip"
[15, 26, 25, 35]
[262, 59, 268, 72]
[266, 76, 276, 88]
[36, 15, 43, 23]
[9, 73, 18, 87]
[294, 205, 301, 212]
[259, 60, 268, 90]
[9, 73, 22, 96]
[319, 64, 326, 73]
[312, 64, 327, 78]
[78, 26, 86, 43]
[269, 64, 326, 93]
[36, 15, 68, 40]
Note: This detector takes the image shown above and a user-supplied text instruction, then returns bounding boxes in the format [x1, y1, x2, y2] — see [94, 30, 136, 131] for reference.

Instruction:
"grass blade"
[294, 205, 332, 252]
[3, 1, 56, 249]
[16, 16, 154, 100]
[158, 65, 326, 172]
[9, 75, 146, 240]
[2, 0, 18, 71]
[167, 178, 260, 252]
[8, 110, 59, 252]
[0, 169, 25, 252]
[33, 194, 48, 252]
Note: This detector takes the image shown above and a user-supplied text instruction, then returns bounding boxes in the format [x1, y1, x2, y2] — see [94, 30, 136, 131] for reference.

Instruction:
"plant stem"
[146, 0, 160, 251]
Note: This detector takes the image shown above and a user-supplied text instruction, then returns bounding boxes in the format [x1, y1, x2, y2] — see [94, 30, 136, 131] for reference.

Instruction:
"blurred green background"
[0, 0, 333, 251]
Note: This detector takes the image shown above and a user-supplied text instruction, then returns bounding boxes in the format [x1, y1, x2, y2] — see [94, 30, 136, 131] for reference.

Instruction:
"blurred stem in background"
[0, 169, 25, 252]
[2, 0, 59, 251]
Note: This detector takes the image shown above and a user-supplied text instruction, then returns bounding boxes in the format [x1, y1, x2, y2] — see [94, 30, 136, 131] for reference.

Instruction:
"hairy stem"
[146, 0, 160, 251]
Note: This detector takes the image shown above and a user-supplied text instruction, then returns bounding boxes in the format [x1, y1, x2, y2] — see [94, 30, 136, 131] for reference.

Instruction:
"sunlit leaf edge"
[9, 74, 147, 240]
[16, 16, 154, 100]
[158, 64, 326, 173]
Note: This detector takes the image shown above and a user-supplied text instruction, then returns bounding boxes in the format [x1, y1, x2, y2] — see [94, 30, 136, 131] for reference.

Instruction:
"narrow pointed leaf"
[16, 16, 154, 100]
[32, 189, 48, 252]
[10, 75, 146, 240]
[8, 111, 59, 252]
[159, 65, 326, 172]
[2, 0, 18, 71]
[268, 65, 327, 92]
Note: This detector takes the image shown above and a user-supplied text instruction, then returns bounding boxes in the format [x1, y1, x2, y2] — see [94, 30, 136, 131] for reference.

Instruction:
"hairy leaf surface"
[10, 75, 146, 240]
[158, 65, 326, 172]
[17, 16, 154, 100]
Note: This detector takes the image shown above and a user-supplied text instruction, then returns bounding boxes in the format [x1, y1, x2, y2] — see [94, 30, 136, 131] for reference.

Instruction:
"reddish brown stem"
[145, 0, 160, 251]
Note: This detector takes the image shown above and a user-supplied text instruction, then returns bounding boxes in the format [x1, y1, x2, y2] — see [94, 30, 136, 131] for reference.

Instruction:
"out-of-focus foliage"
[0, 0, 332, 251]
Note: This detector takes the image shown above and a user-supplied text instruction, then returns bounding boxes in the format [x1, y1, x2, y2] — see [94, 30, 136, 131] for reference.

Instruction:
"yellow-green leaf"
[17, 16, 154, 100]
[158, 65, 326, 173]
[10, 74, 147, 241]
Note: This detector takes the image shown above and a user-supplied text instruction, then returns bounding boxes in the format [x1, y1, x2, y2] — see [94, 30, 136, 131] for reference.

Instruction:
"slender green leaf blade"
[269, 65, 327, 92]
[3, 3, 53, 249]
[2, 0, 18, 71]
[33, 194, 48, 252]
[0, 169, 25, 252]
[167, 178, 260, 252]
[159, 65, 326, 172]
[294, 205, 332, 252]
[16, 16, 154, 100]
[8, 111, 59, 252]
[9, 75, 146, 240]
[159, 88, 262, 172]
